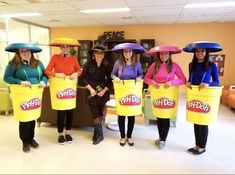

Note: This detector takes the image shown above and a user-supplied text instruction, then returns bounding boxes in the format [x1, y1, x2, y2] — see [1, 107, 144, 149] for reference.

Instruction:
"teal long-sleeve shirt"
[4, 61, 48, 85]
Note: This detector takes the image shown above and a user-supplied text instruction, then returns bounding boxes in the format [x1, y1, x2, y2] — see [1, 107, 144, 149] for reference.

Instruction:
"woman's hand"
[69, 72, 78, 80]
[151, 80, 159, 89]
[186, 82, 192, 89]
[97, 88, 106, 97]
[199, 83, 209, 91]
[89, 88, 97, 97]
[164, 81, 171, 89]
[38, 81, 46, 88]
[136, 77, 142, 82]
[114, 77, 121, 83]
[55, 73, 66, 79]
[21, 81, 31, 87]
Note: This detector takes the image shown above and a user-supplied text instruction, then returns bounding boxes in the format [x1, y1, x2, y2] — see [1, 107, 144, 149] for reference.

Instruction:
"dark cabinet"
[140, 39, 155, 73]
[140, 39, 155, 89]
[78, 40, 93, 67]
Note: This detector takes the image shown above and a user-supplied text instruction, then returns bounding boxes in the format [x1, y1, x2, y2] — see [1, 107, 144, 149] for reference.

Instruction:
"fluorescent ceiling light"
[185, 2, 235, 8]
[80, 8, 130, 13]
[0, 13, 42, 19]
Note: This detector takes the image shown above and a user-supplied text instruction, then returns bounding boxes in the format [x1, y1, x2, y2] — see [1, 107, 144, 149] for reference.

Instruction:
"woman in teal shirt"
[4, 43, 47, 153]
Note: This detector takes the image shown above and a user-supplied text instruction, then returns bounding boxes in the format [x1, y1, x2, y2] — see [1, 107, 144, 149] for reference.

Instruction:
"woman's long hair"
[9, 50, 39, 70]
[189, 49, 210, 72]
[119, 50, 138, 71]
[154, 52, 173, 74]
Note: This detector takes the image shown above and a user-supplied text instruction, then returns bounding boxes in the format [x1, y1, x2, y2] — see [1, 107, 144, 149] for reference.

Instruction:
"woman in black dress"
[81, 44, 112, 145]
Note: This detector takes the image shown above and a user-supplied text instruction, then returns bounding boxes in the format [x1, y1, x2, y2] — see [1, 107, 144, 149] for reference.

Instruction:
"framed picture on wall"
[209, 54, 225, 76]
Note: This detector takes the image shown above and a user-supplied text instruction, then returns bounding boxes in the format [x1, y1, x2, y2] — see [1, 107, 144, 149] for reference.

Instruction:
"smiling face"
[159, 51, 170, 63]
[19, 48, 32, 61]
[94, 50, 105, 63]
[60, 45, 71, 55]
[123, 49, 133, 62]
[195, 48, 206, 62]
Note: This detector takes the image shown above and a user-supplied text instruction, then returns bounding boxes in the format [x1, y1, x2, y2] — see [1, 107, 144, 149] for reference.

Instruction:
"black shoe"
[30, 139, 39, 149]
[119, 138, 126, 146]
[192, 149, 206, 155]
[23, 143, 30, 153]
[188, 147, 195, 153]
[58, 135, 65, 145]
[127, 138, 134, 146]
[65, 134, 73, 143]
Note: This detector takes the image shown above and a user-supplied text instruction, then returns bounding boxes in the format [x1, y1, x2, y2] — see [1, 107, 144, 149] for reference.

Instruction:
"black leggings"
[57, 110, 73, 133]
[118, 115, 135, 138]
[19, 120, 35, 144]
[157, 118, 170, 142]
[194, 124, 208, 148]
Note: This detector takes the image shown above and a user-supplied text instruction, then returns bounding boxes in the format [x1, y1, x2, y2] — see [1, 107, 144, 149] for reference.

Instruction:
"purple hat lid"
[112, 43, 145, 54]
[183, 41, 223, 53]
[148, 45, 181, 56]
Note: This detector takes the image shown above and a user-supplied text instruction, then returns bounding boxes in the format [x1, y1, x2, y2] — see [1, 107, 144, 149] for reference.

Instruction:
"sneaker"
[23, 143, 30, 153]
[65, 134, 73, 143]
[30, 139, 39, 149]
[187, 146, 198, 153]
[154, 139, 161, 146]
[159, 141, 166, 150]
[192, 148, 206, 155]
[58, 135, 65, 145]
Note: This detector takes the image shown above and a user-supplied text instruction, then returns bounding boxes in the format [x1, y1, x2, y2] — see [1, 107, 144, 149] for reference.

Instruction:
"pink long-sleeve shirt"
[144, 62, 186, 86]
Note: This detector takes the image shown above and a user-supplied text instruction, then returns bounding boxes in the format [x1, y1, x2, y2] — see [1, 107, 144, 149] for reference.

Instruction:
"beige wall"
[51, 22, 235, 84]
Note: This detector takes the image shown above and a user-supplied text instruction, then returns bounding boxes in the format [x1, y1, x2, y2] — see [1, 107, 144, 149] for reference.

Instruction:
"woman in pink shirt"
[144, 45, 186, 150]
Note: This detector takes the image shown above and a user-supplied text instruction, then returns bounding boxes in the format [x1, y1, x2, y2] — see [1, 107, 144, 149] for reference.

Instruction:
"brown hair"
[9, 50, 39, 70]
[154, 52, 172, 73]
[119, 50, 138, 71]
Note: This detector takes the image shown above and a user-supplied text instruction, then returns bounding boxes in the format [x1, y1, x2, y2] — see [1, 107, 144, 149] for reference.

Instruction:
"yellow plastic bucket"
[10, 84, 44, 122]
[186, 85, 223, 125]
[149, 85, 180, 119]
[113, 80, 143, 116]
[49, 76, 77, 110]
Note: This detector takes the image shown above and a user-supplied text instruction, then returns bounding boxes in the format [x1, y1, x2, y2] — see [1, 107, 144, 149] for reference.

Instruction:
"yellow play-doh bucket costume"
[49, 76, 77, 110]
[10, 84, 43, 122]
[149, 84, 179, 118]
[186, 85, 223, 125]
[113, 80, 143, 116]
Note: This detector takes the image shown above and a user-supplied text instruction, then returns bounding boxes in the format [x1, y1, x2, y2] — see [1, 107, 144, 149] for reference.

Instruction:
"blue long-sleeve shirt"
[188, 61, 219, 86]
[4, 61, 48, 85]
[111, 60, 143, 80]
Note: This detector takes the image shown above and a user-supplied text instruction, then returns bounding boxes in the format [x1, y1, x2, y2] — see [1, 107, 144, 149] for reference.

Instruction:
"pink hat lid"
[148, 45, 181, 56]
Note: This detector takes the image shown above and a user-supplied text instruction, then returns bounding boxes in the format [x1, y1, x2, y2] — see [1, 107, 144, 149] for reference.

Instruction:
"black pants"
[157, 118, 170, 142]
[118, 115, 135, 138]
[194, 124, 208, 148]
[19, 120, 35, 144]
[57, 110, 73, 133]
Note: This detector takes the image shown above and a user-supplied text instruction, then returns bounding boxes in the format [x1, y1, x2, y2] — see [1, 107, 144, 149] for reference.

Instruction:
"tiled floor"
[0, 95, 235, 174]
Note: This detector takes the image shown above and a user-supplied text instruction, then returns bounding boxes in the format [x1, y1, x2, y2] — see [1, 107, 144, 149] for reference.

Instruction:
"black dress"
[81, 59, 112, 106]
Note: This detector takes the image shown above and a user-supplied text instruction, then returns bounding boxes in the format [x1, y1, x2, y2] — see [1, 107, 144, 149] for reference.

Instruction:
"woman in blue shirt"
[4, 43, 47, 153]
[111, 43, 144, 146]
[183, 41, 222, 155]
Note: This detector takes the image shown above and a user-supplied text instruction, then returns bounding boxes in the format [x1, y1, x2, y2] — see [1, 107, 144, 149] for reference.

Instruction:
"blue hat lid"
[112, 43, 145, 54]
[183, 41, 223, 53]
[5, 43, 42, 53]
